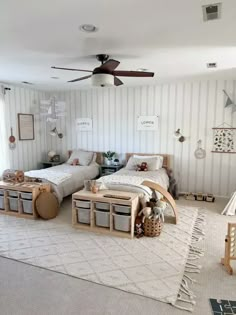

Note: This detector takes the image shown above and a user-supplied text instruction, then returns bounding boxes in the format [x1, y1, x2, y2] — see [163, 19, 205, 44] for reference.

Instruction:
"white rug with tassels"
[0, 206, 205, 312]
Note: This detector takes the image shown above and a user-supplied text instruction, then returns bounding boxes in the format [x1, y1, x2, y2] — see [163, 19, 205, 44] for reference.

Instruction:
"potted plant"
[103, 151, 115, 165]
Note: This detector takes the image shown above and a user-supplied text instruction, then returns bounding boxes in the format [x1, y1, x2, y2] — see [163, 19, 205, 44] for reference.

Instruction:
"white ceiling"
[1, 0, 236, 89]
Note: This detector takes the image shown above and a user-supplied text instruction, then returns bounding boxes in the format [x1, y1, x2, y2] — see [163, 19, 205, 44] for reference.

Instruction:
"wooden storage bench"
[0, 181, 51, 219]
[72, 190, 140, 239]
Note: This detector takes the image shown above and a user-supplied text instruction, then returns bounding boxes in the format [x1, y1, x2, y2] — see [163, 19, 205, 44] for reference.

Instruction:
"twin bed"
[25, 151, 171, 203]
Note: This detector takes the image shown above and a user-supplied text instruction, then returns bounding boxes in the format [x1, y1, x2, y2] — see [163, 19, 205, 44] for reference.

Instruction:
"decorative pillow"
[126, 156, 158, 171]
[67, 150, 94, 166]
[133, 155, 163, 169]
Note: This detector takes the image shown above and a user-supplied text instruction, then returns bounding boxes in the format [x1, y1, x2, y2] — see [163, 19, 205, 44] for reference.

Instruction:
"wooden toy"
[221, 223, 236, 275]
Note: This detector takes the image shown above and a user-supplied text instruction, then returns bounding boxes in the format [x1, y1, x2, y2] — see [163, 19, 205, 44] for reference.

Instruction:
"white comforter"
[97, 168, 169, 198]
[25, 163, 99, 203]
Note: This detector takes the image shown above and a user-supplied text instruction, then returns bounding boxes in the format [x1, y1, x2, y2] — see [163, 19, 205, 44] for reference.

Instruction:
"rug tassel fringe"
[173, 210, 205, 312]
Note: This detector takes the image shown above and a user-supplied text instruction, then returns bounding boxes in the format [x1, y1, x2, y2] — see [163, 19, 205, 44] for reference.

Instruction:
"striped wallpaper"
[4, 86, 47, 171]
[49, 80, 236, 197]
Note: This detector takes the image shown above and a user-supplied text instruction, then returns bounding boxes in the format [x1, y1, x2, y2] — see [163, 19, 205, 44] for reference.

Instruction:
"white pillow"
[133, 155, 163, 169]
[126, 156, 160, 171]
[67, 150, 94, 166]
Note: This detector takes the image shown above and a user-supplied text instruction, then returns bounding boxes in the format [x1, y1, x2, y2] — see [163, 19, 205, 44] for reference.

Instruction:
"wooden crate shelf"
[72, 190, 140, 239]
[0, 181, 51, 219]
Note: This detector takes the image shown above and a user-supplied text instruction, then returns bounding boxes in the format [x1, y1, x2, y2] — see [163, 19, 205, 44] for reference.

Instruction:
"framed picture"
[18, 113, 35, 140]
[76, 118, 93, 131]
[137, 116, 159, 131]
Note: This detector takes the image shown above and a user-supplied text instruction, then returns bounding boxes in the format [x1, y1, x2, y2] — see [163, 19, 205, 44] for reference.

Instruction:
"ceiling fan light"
[91, 74, 114, 87]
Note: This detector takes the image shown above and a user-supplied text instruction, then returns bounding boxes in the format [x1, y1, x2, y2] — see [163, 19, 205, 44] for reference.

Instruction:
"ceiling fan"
[51, 54, 154, 87]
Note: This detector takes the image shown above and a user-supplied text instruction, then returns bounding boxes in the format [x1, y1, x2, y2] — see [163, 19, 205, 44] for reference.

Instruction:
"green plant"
[103, 151, 115, 160]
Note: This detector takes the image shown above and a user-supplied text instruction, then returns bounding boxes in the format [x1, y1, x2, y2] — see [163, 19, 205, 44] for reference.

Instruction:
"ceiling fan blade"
[67, 75, 92, 83]
[113, 70, 154, 77]
[52, 66, 92, 73]
[114, 77, 123, 86]
[100, 59, 120, 71]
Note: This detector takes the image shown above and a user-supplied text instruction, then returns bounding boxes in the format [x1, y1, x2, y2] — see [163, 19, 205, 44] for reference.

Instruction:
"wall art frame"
[18, 113, 35, 140]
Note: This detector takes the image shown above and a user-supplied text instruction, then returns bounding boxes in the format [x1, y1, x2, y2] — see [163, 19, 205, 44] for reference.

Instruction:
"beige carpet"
[0, 202, 204, 311]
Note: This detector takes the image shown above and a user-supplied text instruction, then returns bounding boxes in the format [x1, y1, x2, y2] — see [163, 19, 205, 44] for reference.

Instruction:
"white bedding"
[25, 162, 99, 203]
[97, 168, 169, 198]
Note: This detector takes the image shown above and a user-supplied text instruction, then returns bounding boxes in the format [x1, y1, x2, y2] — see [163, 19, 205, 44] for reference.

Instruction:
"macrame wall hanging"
[212, 123, 236, 154]
[194, 140, 206, 159]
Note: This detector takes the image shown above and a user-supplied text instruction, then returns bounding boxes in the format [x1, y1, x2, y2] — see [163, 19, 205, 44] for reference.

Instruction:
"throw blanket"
[24, 169, 72, 185]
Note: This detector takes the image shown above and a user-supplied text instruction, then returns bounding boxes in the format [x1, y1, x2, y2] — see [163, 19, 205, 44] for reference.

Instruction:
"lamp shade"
[50, 127, 57, 136]
[173, 129, 181, 138]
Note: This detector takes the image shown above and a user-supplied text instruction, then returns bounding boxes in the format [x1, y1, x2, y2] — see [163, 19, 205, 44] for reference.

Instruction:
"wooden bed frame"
[125, 153, 170, 169]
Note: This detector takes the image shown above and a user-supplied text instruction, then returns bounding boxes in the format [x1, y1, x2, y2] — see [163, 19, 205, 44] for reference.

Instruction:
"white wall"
[49, 80, 236, 197]
[4, 85, 47, 171]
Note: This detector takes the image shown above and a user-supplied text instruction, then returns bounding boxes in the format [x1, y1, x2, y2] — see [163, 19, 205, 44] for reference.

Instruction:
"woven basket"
[144, 218, 163, 237]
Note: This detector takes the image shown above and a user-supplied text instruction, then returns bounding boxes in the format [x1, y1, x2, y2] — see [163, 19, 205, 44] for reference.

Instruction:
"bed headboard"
[125, 153, 170, 169]
[68, 150, 103, 165]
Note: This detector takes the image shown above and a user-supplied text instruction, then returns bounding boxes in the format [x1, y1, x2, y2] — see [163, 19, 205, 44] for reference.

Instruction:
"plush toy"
[138, 207, 152, 223]
[134, 216, 144, 238]
[136, 162, 148, 172]
[153, 200, 167, 222]
[166, 168, 179, 200]
[71, 158, 79, 166]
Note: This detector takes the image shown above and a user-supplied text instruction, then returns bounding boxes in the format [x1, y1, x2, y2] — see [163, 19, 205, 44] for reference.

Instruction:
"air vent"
[207, 62, 217, 68]
[22, 81, 33, 85]
[202, 3, 222, 21]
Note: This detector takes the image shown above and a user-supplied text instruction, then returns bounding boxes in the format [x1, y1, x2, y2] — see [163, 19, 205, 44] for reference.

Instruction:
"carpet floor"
[0, 197, 235, 315]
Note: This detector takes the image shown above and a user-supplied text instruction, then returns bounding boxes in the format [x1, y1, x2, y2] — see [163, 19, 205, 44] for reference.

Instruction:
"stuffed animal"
[71, 158, 79, 166]
[136, 162, 148, 172]
[153, 200, 167, 222]
[134, 216, 144, 238]
[138, 207, 152, 223]
[166, 168, 179, 200]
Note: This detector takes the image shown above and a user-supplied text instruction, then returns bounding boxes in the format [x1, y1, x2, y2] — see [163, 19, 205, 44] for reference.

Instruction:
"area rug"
[0, 206, 205, 311]
[209, 298, 236, 314]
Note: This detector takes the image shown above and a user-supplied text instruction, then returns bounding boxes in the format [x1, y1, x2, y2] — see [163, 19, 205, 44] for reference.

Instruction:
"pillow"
[133, 155, 163, 169]
[67, 150, 94, 166]
[126, 156, 159, 171]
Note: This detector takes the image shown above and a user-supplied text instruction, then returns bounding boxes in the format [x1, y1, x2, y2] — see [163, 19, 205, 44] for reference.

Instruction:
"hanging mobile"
[194, 139, 206, 159]
[9, 127, 16, 150]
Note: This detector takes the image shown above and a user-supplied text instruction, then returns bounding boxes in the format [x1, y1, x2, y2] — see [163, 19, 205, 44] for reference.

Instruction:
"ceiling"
[1, 0, 236, 89]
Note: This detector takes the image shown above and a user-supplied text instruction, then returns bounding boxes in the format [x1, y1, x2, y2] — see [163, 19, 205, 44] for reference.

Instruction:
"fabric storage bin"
[77, 208, 90, 224]
[8, 197, 18, 211]
[21, 199, 33, 214]
[95, 210, 110, 228]
[113, 213, 131, 232]
[20, 192, 32, 200]
[7, 190, 18, 198]
[0, 189, 4, 196]
[114, 204, 131, 215]
[75, 200, 90, 209]
[0, 196, 4, 209]
[95, 202, 110, 211]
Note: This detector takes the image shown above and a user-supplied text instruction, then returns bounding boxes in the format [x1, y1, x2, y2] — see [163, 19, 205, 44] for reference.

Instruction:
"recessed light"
[22, 81, 33, 85]
[79, 24, 98, 33]
[207, 62, 217, 68]
[137, 68, 148, 72]
[51, 76, 59, 79]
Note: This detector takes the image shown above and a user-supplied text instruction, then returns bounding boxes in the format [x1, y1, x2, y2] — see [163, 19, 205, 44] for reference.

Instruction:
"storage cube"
[7, 190, 18, 198]
[95, 210, 110, 227]
[75, 200, 90, 209]
[114, 204, 131, 215]
[20, 192, 32, 200]
[8, 197, 18, 211]
[77, 208, 90, 224]
[21, 199, 33, 214]
[95, 202, 110, 211]
[0, 196, 4, 209]
[113, 213, 131, 232]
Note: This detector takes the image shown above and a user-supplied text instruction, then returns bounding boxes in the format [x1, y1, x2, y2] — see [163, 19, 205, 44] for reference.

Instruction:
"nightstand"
[41, 161, 64, 169]
[99, 164, 123, 176]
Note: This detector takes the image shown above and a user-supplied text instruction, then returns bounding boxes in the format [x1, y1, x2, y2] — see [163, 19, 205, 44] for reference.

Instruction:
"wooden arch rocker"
[142, 180, 178, 224]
